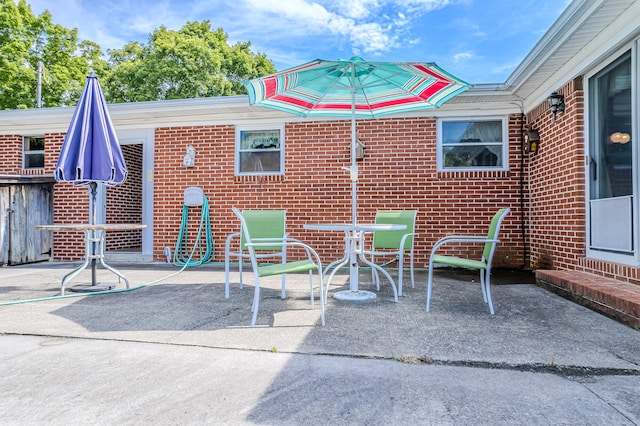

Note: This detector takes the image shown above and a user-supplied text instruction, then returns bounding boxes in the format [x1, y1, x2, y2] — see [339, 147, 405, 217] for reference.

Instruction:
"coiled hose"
[173, 194, 214, 266]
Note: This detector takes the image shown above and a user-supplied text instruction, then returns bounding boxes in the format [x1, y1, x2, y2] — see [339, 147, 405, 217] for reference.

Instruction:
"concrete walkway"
[1, 262, 639, 425]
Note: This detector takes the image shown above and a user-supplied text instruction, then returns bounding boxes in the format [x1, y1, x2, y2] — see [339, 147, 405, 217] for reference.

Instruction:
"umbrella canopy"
[55, 72, 127, 187]
[244, 57, 471, 223]
[53, 72, 129, 290]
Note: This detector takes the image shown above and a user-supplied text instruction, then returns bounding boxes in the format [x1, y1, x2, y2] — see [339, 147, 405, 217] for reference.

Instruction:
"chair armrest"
[248, 239, 322, 266]
[398, 232, 415, 249]
[431, 236, 499, 254]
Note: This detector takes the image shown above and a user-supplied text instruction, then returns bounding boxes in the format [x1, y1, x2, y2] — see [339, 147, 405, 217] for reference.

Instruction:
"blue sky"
[25, 0, 571, 84]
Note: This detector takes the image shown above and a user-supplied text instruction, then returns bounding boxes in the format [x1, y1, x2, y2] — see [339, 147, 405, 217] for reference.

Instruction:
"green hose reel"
[173, 187, 214, 266]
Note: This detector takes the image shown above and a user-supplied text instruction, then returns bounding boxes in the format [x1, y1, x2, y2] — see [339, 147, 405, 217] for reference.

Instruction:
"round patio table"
[36, 223, 146, 295]
[304, 223, 406, 302]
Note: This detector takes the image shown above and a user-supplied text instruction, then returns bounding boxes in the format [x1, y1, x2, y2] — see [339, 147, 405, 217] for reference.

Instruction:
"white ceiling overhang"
[505, 0, 640, 110]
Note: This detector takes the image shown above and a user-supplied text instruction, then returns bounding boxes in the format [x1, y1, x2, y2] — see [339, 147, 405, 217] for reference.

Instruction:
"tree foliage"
[0, 0, 107, 109]
[104, 21, 275, 102]
[0, 2, 276, 109]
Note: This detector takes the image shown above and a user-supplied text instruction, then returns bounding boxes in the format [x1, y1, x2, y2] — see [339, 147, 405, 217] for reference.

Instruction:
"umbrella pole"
[89, 182, 98, 286]
[350, 87, 357, 226]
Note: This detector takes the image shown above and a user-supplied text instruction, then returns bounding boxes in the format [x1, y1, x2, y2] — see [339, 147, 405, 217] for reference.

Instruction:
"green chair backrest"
[482, 208, 510, 261]
[372, 210, 417, 250]
[239, 210, 286, 251]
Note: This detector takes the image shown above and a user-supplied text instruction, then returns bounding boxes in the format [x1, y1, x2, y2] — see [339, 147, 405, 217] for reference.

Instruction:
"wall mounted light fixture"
[527, 128, 541, 154]
[548, 91, 565, 123]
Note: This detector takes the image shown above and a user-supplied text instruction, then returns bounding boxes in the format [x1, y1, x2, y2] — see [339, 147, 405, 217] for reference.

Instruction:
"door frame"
[96, 129, 155, 256]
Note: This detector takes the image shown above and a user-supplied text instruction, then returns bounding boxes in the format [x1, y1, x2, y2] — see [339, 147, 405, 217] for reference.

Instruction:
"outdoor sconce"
[548, 91, 565, 123]
[527, 128, 540, 154]
[183, 145, 195, 167]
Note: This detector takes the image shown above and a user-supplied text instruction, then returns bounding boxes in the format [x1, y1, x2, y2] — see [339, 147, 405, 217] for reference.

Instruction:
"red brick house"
[1, 0, 639, 324]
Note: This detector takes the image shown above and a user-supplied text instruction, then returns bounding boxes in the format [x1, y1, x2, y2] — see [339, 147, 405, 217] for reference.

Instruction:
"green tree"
[104, 21, 275, 102]
[0, 0, 107, 109]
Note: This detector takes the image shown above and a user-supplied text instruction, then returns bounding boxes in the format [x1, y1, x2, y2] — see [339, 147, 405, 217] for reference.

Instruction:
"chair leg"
[224, 252, 231, 299]
[316, 268, 325, 326]
[426, 260, 434, 312]
[484, 270, 495, 315]
[251, 275, 260, 327]
[308, 270, 314, 308]
[409, 249, 415, 289]
[480, 269, 488, 302]
[239, 258, 244, 289]
[281, 252, 287, 299]
[397, 254, 404, 297]
[370, 255, 380, 290]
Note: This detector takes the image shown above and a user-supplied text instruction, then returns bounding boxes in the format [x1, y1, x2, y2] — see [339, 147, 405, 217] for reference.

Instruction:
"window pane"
[240, 130, 280, 150]
[443, 120, 502, 144]
[25, 153, 44, 169]
[26, 137, 45, 150]
[443, 146, 502, 167]
[237, 128, 283, 174]
[239, 152, 281, 173]
[589, 51, 632, 199]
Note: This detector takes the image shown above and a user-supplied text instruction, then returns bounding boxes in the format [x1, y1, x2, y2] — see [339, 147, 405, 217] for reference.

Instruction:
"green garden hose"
[173, 193, 214, 266]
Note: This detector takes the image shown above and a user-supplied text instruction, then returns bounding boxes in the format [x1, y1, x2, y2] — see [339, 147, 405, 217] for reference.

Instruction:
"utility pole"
[36, 61, 44, 108]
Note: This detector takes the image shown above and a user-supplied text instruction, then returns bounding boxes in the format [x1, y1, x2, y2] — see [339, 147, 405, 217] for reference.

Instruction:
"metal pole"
[89, 182, 98, 286]
[350, 60, 358, 226]
[36, 61, 43, 108]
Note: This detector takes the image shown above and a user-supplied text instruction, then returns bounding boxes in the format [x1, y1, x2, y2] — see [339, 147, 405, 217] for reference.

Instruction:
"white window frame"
[235, 126, 285, 176]
[436, 117, 508, 171]
[22, 136, 45, 169]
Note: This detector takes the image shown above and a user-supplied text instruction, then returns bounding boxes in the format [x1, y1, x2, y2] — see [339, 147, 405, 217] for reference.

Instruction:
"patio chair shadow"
[50, 280, 332, 332]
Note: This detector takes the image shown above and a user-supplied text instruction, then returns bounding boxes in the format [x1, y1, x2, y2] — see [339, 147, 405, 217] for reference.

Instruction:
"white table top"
[36, 224, 147, 232]
[304, 223, 406, 232]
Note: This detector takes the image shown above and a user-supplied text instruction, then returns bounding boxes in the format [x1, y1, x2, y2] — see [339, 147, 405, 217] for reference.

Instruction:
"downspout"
[519, 111, 528, 268]
[510, 101, 528, 269]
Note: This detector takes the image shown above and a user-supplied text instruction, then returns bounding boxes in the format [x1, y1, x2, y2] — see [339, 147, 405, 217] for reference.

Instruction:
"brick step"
[535, 270, 640, 330]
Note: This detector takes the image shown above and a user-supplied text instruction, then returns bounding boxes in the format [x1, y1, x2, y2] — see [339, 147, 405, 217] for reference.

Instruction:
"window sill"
[20, 168, 46, 175]
[234, 175, 284, 182]
[436, 169, 511, 179]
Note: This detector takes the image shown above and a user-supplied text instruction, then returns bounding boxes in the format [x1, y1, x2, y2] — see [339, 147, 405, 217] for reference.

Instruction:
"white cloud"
[245, 0, 354, 36]
[392, 0, 452, 14]
[453, 51, 473, 63]
[334, 0, 380, 19]
[350, 22, 398, 55]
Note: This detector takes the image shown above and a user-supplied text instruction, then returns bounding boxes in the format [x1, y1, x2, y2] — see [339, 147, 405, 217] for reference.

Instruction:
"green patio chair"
[426, 208, 510, 315]
[231, 207, 325, 327]
[363, 210, 417, 296]
[224, 209, 287, 299]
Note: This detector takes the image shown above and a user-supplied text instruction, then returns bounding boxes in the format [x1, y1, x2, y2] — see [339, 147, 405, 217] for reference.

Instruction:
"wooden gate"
[0, 177, 54, 266]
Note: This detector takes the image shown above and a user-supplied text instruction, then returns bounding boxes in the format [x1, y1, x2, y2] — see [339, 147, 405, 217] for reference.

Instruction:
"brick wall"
[105, 144, 143, 251]
[526, 79, 587, 272]
[45, 132, 88, 260]
[151, 116, 526, 268]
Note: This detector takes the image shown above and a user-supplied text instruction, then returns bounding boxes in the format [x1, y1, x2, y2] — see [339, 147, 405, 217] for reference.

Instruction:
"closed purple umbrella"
[54, 71, 128, 291]
[55, 71, 127, 187]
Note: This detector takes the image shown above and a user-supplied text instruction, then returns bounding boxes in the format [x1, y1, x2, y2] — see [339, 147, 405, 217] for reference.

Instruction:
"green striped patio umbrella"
[244, 56, 470, 223]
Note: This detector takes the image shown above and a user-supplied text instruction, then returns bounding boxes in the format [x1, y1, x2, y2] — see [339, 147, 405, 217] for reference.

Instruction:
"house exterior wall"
[150, 116, 525, 268]
[0, 110, 526, 269]
[526, 78, 587, 271]
[527, 77, 640, 287]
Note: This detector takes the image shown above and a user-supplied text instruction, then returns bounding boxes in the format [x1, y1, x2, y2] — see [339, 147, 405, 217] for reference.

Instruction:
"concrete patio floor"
[1, 262, 639, 424]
